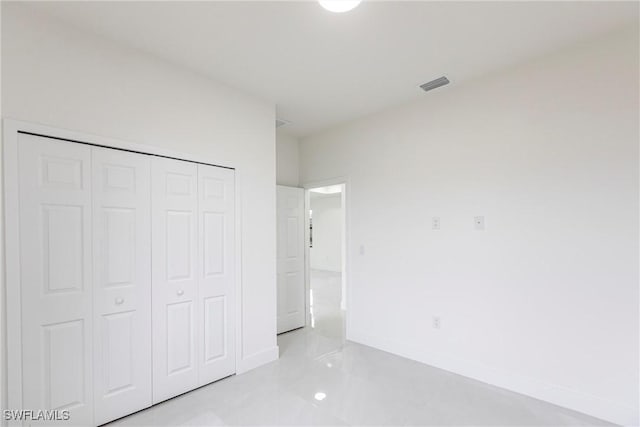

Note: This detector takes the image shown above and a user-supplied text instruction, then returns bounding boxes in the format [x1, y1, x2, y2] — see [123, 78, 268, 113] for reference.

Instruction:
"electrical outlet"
[474, 216, 485, 231]
[432, 217, 441, 230]
[432, 316, 441, 329]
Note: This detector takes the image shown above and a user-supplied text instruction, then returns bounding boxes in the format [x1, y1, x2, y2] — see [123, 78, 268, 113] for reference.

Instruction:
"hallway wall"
[311, 194, 342, 272]
[276, 131, 300, 187]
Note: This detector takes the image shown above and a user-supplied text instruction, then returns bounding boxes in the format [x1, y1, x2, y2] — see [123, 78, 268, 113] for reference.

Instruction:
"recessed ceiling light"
[318, 0, 362, 13]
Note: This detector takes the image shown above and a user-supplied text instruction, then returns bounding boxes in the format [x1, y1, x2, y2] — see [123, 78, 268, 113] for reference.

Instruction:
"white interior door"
[197, 164, 235, 385]
[18, 133, 94, 425]
[92, 147, 152, 425]
[276, 186, 306, 334]
[151, 157, 199, 404]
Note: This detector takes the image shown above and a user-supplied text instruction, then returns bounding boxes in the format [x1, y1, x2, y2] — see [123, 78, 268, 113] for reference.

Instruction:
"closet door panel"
[92, 148, 152, 425]
[197, 165, 235, 385]
[18, 134, 93, 425]
[152, 157, 199, 404]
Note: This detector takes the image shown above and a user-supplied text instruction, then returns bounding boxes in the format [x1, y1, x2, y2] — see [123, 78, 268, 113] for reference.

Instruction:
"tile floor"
[111, 270, 612, 426]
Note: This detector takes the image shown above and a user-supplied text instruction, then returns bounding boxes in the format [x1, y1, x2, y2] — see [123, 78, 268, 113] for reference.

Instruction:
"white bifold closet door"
[18, 134, 94, 425]
[91, 147, 152, 425]
[13, 131, 235, 425]
[276, 186, 305, 334]
[151, 158, 199, 403]
[151, 158, 235, 404]
[197, 164, 236, 385]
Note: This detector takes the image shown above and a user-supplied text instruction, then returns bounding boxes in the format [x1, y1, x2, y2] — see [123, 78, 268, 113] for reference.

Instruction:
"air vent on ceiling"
[420, 76, 450, 92]
[276, 118, 291, 128]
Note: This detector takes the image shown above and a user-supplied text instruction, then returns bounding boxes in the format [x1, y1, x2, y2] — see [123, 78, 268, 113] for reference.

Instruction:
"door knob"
[177, 290, 184, 296]
[115, 297, 124, 305]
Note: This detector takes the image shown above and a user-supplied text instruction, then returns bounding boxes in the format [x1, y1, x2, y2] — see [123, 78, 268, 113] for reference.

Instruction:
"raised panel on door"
[152, 157, 198, 404]
[18, 133, 93, 425]
[92, 148, 152, 425]
[167, 302, 194, 374]
[276, 186, 305, 334]
[197, 165, 235, 385]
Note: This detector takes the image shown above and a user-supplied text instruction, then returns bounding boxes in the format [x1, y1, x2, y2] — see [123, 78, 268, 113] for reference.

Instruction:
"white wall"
[311, 194, 342, 272]
[1, 2, 278, 387]
[300, 27, 639, 425]
[276, 130, 299, 187]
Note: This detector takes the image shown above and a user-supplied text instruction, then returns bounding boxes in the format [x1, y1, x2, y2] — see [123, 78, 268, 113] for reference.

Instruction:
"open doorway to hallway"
[275, 181, 348, 342]
[308, 184, 345, 341]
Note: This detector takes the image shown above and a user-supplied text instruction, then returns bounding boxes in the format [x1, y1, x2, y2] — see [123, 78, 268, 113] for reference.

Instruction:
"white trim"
[236, 346, 279, 374]
[340, 189, 347, 311]
[302, 176, 351, 338]
[303, 190, 311, 327]
[349, 330, 638, 426]
[2, 118, 245, 413]
[3, 120, 22, 415]
[233, 168, 244, 376]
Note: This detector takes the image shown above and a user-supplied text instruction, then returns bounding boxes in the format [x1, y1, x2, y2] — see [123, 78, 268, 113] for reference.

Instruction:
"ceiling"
[28, 1, 639, 137]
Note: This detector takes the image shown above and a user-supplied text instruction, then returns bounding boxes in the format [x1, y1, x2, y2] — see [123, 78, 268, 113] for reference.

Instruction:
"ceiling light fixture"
[314, 392, 327, 401]
[318, 0, 362, 13]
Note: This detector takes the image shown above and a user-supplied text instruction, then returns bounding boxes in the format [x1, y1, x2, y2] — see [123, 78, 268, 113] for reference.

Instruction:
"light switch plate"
[432, 217, 441, 230]
[432, 316, 441, 329]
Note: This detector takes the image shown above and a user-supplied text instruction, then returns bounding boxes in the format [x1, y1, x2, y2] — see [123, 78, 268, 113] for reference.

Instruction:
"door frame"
[302, 177, 351, 338]
[1, 119, 244, 412]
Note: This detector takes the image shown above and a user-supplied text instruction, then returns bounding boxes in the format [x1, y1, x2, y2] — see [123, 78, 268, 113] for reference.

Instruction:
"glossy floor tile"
[110, 270, 613, 426]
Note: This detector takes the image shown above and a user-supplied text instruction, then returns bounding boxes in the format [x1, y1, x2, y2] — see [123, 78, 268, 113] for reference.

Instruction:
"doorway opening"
[307, 183, 346, 341]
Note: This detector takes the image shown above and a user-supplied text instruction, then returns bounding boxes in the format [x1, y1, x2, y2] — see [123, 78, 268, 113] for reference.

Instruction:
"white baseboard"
[348, 330, 638, 426]
[236, 346, 279, 375]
